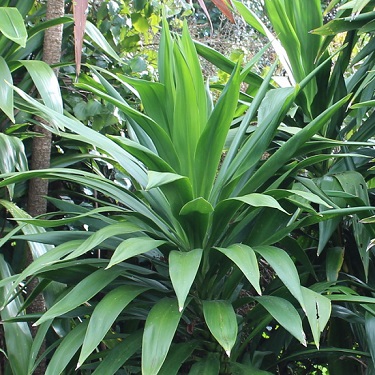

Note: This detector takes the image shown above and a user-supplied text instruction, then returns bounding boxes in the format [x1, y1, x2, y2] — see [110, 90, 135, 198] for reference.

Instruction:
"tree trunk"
[26, 1, 64, 374]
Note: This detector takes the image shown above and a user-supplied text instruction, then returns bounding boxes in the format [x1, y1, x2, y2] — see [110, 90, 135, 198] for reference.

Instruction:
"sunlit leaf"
[0, 7, 27, 47]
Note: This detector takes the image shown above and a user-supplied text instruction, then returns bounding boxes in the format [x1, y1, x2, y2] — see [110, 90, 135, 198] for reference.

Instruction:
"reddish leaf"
[73, 0, 89, 78]
[196, 0, 213, 31]
[211, 0, 235, 23]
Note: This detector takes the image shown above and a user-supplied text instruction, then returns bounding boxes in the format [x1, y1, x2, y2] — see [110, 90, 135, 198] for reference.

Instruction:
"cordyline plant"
[1, 11, 375, 375]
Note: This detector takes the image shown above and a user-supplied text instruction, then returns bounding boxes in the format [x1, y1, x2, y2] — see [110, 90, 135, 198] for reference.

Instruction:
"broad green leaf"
[91, 331, 142, 375]
[85, 21, 122, 63]
[35, 268, 122, 325]
[21, 60, 63, 114]
[169, 249, 202, 311]
[0, 134, 27, 198]
[254, 296, 306, 345]
[179, 197, 214, 215]
[65, 222, 142, 260]
[203, 300, 238, 357]
[301, 287, 331, 348]
[0, 57, 14, 122]
[106, 237, 166, 269]
[45, 320, 88, 375]
[78, 285, 147, 367]
[142, 298, 182, 375]
[0, 255, 32, 375]
[0, 7, 27, 47]
[326, 247, 344, 282]
[146, 171, 187, 190]
[234, 193, 289, 214]
[215, 244, 261, 295]
[254, 246, 305, 310]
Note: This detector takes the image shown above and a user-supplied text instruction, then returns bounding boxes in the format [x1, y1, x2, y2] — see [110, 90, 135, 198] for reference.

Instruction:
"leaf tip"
[225, 349, 231, 357]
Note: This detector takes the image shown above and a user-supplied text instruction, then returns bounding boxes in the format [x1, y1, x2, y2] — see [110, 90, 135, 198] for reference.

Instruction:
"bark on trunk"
[26, 1, 65, 374]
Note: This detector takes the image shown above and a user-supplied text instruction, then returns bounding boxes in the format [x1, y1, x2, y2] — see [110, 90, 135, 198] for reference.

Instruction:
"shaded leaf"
[254, 295, 306, 345]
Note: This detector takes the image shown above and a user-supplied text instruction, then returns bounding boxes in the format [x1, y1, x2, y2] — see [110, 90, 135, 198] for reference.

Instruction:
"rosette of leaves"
[2, 14, 375, 375]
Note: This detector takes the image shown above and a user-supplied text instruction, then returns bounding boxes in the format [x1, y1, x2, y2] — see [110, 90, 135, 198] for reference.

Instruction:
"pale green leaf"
[106, 237, 166, 269]
[142, 298, 182, 375]
[179, 197, 214, 216]
[146, 171, 186, 190]
[234, 193, 289, 214]
[65, 222, 142, 260]
[301, 287, 331, 349]
[0, 7, 27, 47]
[203, 300, 238, 357]
[78, 285, 147, 367]
[254, 296, 306, 345]
[254, 246, 305, 310]
[21, 60, 63, 114]
[45, 321, 88, 375]
[0, 255, 32, 375]
[169, 249, 202, 311]
[215, 244, 261, 295]
[0, 57, 14, 122]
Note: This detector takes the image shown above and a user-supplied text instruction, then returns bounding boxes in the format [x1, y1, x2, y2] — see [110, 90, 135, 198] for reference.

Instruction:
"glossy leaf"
[146, 171, 187, 190]
[45, 320, 88, 375]
[78, 285, 147, 367]
[0, 56, 14, 122]
[35, 268, 122, 325]
[254, 246, 305, 310]
[106, 237, 166, 269]
[169, 249, 202, 311]
[142, 298, 182, 375]
[65, 221, 142, 260]
[215, 244, 261, 295]
[254, 295, 306, 345]
[0, 255, 32, 375]
[203, 300, 238, 357]
[0, 7, 27, 47]
[301, 287, 331, 348]
[21, 60, 63, 114]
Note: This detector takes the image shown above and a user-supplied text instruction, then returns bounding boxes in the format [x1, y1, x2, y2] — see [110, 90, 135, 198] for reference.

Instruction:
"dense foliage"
[2, 0, 375, 374]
